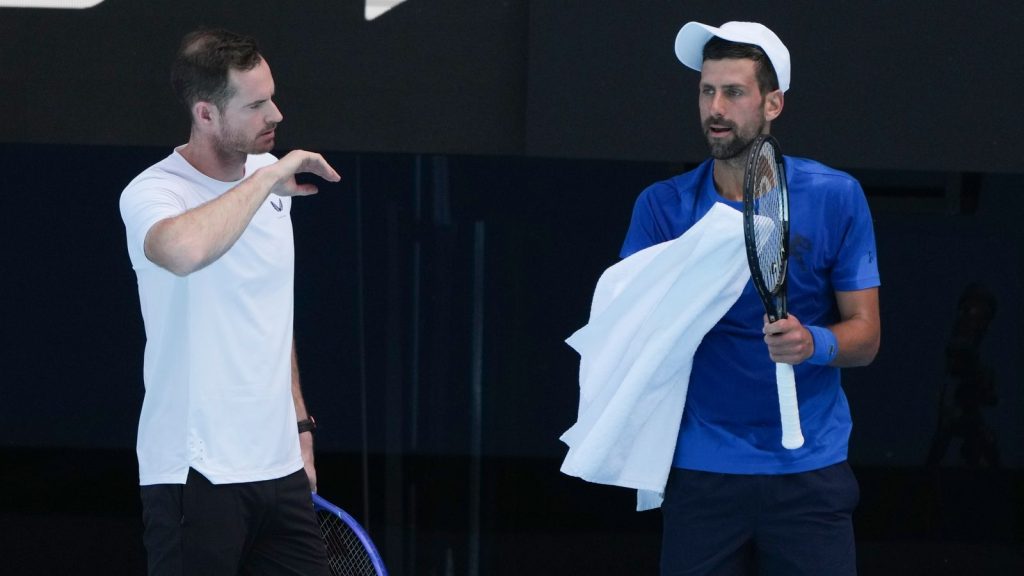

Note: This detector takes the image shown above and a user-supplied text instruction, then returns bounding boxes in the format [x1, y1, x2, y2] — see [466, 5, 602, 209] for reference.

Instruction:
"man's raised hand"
[268, 150, 341, 197]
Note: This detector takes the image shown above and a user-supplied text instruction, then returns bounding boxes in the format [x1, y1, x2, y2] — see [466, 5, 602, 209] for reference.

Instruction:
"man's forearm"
[829, 287, 881, 368]
[143, 168, 278, 276]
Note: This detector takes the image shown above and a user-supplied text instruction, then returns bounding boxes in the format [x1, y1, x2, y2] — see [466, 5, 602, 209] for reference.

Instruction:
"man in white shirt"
[120, 28, 339, 576]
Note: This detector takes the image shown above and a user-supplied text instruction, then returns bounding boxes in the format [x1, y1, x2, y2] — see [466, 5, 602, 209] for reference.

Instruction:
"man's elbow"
[145, 238, 208, 277]
[162, 259, 201, 277]
[850, 333, 881, 367]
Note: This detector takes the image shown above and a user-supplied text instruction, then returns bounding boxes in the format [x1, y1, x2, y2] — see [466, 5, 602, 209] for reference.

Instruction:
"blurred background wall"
[2, 1, 1022, 574]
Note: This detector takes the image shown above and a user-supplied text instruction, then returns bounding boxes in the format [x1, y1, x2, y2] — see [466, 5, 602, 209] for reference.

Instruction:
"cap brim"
[674, 22, 717, 71]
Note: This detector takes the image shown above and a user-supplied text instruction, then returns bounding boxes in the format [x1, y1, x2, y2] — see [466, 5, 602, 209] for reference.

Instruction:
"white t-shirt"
[120, 147, 302, 486]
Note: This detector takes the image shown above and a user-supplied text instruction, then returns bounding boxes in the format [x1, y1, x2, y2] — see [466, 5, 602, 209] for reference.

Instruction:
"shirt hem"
[139, 459, 303, 486]
[672, 453, 847, 476]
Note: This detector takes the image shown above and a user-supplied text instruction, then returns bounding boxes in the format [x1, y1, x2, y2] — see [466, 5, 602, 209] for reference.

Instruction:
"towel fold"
[560, 203, 751, 510]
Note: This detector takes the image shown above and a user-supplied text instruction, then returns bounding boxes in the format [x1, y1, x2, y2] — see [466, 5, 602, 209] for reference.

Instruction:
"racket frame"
[312, 492, 389, 576]
[742, 134, 790, 323]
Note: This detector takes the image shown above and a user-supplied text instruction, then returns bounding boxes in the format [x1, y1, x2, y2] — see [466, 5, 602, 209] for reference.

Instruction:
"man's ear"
[192, 101, 218, 128]
[764, 90, 784, 122]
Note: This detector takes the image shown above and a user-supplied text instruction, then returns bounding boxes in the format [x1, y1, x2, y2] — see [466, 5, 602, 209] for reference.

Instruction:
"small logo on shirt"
[270, 198, 283, 212]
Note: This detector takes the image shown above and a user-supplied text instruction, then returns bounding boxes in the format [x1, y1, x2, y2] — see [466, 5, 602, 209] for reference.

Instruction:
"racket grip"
[776, 363, 804, 449]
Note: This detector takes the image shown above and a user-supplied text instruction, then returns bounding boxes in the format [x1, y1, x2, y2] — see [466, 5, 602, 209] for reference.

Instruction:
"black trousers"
[660, 461, 859, 576]
[140, 468, 330, 576]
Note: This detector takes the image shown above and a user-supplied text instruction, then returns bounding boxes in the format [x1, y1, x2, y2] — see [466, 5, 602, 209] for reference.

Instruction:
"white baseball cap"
[674, 21, 791, 92]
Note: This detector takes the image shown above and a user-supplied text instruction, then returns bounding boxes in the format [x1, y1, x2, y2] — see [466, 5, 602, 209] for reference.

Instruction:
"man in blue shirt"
[622, 21, 881, 575]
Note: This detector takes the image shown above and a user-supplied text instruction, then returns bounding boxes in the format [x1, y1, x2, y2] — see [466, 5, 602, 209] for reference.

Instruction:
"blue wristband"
[806, 325, 838, 365]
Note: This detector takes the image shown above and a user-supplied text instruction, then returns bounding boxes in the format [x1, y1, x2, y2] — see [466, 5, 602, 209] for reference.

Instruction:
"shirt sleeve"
[621, 184, 677, 259]
[119, 175, 188, 269]
[831, 180, 881, 292]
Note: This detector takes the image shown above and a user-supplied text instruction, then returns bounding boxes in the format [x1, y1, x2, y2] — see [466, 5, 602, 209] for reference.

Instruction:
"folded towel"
[560, 203, 751, 510]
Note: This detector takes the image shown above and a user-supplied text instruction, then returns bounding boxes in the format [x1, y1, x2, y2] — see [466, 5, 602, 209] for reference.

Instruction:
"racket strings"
[751, 145, 786, 293]
[317, 510, 378, 576]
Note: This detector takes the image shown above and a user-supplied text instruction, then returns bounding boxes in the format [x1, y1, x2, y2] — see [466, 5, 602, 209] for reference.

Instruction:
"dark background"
[1, 1, 1022, 574]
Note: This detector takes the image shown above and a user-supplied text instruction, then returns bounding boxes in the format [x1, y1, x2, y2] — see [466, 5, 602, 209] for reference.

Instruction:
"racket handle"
[776, 363, 804, 449]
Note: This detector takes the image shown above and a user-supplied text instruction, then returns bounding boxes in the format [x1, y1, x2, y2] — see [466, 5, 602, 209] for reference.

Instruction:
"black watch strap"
[297, 415, 317, 434]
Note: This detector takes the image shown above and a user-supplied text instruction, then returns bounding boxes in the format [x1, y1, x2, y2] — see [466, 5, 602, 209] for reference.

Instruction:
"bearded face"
[702, 113, 766, 160]
[697, 58, 773, 161]
[213, 59, 282, 157]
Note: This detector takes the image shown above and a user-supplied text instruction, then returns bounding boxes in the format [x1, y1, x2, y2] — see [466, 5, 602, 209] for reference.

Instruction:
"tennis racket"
[742, 134, 804, 450]
[312, 493, 388, 576]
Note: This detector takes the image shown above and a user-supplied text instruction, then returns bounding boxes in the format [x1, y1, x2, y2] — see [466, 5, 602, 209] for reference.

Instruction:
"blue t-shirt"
[621, 157, 880, 474]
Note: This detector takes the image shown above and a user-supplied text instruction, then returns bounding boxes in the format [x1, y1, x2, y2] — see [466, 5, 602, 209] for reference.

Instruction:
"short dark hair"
[170, 28, 263, 114]
[703, 36, 779, 94]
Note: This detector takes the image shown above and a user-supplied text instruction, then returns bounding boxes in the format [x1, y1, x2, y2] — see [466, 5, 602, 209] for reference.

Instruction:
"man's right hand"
[267, 150, 341, 198]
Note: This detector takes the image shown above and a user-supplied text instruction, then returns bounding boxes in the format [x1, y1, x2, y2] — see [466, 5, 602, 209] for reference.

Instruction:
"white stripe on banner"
[365, 0, 407, 21]
[0, 1, 103, 7]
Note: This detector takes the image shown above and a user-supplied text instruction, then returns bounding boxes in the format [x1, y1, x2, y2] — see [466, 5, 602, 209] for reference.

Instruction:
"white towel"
[560, 203, 751, 510]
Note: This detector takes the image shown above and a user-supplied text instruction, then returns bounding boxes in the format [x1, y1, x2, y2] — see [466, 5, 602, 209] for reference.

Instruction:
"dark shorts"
[660, 461, 859, 576]
[140, 468, 330, 576]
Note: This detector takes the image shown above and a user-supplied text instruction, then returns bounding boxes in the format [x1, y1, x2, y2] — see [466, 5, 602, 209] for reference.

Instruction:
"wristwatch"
[297, 415, 317, 434]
